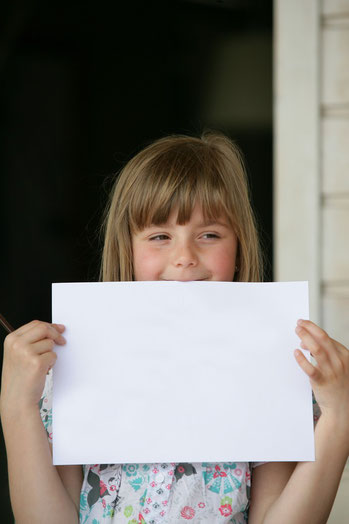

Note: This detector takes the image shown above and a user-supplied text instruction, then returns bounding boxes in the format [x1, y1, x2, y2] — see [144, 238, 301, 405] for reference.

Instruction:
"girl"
[1, 131, 349, 524]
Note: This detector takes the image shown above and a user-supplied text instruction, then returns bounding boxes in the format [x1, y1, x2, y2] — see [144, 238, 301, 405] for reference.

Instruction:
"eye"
[201, 233, 220, 239]
[149, 234, 170, 241]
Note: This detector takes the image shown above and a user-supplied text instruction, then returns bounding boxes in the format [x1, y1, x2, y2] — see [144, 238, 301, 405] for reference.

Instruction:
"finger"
[296, 320, 340, 370]
[295, 326, 330, 365]
[52, 323, 65, 332]
[20, 322, 66, 346]
[294, 349, 321, 382]
[38, 350, 58, 374]
[12, 319, 43, 337]
[31, 338, 61, 355]
[329, 338, 349, 356]
[297, 319, 332, 346]
[14, 320, 65, 338]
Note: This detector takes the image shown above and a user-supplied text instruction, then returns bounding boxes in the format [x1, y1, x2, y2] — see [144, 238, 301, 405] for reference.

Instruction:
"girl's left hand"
[295, 319, 349, 418]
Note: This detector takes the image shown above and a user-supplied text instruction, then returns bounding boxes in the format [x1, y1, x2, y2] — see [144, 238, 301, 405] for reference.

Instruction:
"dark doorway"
[0, 1, 272, 520]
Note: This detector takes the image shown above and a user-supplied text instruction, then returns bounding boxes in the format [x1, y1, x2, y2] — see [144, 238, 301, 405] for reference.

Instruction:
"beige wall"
[274, 0, 349, 521]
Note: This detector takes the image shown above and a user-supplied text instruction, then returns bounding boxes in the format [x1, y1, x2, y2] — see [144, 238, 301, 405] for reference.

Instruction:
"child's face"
[132, 203, 238, 282]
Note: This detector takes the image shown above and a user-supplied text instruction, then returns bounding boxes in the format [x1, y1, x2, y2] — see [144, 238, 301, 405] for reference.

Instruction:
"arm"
[249, 416, 348, 523]
[0, 320, 82, 524]
[249, 320, 349, 524]
[1, 403, 81, 524]
[55, 459, 83, 518]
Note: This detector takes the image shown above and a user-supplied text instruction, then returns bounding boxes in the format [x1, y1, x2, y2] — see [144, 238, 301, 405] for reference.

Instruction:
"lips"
[161, 278, 208, 281]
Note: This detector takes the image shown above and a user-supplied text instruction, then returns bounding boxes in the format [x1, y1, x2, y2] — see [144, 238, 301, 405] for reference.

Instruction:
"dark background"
[0, 0, 272, 520]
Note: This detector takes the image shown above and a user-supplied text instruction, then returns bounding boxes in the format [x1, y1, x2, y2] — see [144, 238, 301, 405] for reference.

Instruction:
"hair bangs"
[129, 152, 233, 232]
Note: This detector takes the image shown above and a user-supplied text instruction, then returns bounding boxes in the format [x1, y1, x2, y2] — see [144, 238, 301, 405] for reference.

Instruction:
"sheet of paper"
[51, 281, 313, 465]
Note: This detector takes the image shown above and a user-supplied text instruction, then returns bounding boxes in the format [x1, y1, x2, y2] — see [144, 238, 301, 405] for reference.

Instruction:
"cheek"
[216, 255, 235, 276]
[133, 245, 163, 280]
[209, 245, 237, 280]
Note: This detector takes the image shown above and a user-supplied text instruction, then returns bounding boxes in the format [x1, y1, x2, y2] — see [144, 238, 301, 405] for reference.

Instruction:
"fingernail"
[297, 319, 303, 326]
[57, 324, 65, 331]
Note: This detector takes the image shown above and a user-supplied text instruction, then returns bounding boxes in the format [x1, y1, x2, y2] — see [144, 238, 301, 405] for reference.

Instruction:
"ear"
[233, 244, 241, 281]
[235, 242, 241, 269]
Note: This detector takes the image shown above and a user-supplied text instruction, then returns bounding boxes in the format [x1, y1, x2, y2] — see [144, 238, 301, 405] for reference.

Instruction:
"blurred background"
[0, 0, 273, 520]
[2, 0, 349, 521]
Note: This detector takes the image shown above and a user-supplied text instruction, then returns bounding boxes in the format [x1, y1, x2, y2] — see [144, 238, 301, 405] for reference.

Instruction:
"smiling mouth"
[162, 278, 208, 281]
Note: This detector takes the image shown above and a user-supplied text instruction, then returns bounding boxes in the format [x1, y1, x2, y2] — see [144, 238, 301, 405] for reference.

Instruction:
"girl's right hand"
[0, 320, 66, 412]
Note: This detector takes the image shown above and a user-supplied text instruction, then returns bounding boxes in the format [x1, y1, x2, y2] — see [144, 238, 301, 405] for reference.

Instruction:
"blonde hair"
[100, 130, 263, 282]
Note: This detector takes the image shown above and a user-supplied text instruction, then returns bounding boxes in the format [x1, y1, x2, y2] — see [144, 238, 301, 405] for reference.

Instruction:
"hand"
[0, 320, 66, 413]
[294, 319, 349, 419]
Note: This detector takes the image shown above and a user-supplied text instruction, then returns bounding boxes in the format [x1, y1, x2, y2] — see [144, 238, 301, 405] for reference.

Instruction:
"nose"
[172, 240, 198, 268]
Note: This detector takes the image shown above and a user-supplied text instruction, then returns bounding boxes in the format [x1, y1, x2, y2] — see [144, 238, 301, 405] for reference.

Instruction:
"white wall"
[274, 0, 349, 520]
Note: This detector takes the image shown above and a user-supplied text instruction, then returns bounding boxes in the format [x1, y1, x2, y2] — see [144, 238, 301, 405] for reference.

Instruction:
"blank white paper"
[51, 281, 314, 465]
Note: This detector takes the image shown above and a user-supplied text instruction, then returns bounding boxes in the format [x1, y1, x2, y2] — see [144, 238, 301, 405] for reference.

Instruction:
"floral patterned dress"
[40, 370, 321, 524]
